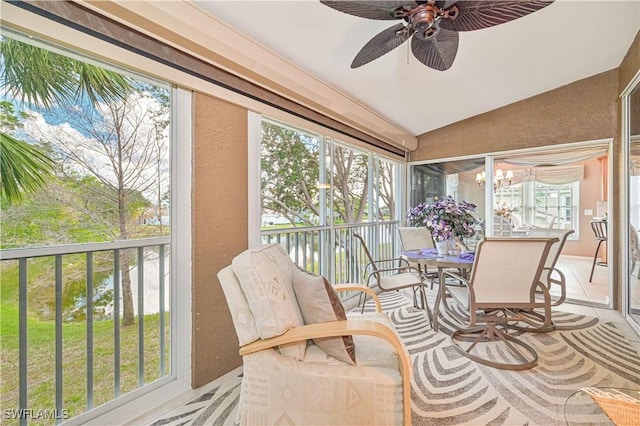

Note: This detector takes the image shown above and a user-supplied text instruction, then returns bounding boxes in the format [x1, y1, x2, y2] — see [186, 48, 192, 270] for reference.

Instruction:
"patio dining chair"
[397, 226, 439, 288]
[528, 228, 575, 306]
[507, 228, 575, 333]
[353, 232, 432, 327]
[442, 237, 556, 370]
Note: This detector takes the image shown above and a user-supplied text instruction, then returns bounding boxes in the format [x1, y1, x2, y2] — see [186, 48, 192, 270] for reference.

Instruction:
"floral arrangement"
[407, 196, 477, 242]
[494, 202, 519, 220]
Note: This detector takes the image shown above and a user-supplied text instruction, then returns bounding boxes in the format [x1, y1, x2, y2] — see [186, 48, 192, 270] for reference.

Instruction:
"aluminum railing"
[261, 221, 401, 285]
[2, 224, 398, 424]
[0, 237, 170, 425]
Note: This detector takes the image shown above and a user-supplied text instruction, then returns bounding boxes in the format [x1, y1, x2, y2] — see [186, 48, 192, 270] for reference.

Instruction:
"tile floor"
[555, 255, 611, 305]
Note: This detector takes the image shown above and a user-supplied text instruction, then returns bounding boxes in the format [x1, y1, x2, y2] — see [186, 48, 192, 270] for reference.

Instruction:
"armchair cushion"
[291, 267, 356, 365]
[232, 244, 306, 361]
[217, 266, 260, 346]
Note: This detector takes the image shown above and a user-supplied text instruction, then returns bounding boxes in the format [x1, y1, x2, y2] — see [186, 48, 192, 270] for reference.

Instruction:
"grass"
[1, 262, 171, 426]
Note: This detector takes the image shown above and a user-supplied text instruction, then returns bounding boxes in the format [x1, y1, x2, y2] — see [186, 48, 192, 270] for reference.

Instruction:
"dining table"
[402, 248, 475, 332]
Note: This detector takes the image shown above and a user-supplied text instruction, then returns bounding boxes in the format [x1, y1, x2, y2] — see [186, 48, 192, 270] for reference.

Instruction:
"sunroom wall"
[192, 92, 248, 386]
[411, 29, 640, 312]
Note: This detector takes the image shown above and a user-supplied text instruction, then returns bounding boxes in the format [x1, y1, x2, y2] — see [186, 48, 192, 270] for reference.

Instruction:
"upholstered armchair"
[217, 244, 411, 425]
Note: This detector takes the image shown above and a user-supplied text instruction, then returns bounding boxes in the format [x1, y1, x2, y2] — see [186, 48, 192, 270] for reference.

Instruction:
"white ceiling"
[193, 1, 640, 137]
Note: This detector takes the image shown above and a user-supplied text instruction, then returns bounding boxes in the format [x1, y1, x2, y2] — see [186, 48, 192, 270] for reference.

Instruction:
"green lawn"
[1, 262, 170, 425]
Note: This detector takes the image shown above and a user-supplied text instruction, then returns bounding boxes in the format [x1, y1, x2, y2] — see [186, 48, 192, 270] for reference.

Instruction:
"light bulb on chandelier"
[476, 169, 513, 190]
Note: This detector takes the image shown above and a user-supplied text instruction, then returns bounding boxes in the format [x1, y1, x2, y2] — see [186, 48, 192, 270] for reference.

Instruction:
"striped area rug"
[150, 292, 640, 425]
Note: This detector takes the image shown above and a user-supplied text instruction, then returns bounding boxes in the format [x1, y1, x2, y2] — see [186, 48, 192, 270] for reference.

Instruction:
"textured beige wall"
[412, 71, 619, 258]
[619, 31, 640, 95]
[412, 69, 619, 161]
[562, 158, 606, 258]
[192, 92, 248, 387]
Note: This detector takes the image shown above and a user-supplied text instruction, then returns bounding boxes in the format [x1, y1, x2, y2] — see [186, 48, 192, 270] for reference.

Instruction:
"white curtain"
[523, 165, 584, 185]
[631, 158, 640, 176]
[506, 165, 584, 185]
[500, 146, 607, 167]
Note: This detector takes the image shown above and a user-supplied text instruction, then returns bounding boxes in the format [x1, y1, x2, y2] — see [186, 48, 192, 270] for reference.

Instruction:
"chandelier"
[476, 169, 513, 190]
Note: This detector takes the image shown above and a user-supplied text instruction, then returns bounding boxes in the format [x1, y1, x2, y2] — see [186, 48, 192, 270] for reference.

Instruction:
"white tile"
[558, 303, 598, 317]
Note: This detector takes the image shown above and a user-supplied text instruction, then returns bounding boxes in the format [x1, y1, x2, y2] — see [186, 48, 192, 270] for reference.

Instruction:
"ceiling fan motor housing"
[409, 3, 459, 40]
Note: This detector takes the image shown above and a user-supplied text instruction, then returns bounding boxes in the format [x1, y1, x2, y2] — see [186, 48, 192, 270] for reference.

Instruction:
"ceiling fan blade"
[320, 1, 417, 20]
[410, 29, 459, 71]
[439, 0, 554, 32]
[351, 23, 413, 68]
[436, 0, 458, 9]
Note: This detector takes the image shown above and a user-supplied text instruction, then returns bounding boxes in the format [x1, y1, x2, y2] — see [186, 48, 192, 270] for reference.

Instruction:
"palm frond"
[1, 38, 131, 109]
[0, 132, 56, 205]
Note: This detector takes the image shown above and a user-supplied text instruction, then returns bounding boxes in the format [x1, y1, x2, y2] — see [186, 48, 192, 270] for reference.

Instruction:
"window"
[496, 181, 579, 232]
[1, 28, 189, 423]
[260, 119, 321, 227]
[258, 117, 402, 282]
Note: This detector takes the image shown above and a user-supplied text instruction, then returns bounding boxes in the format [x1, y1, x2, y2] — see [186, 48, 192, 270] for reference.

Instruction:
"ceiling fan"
[320, 0, 554, 70]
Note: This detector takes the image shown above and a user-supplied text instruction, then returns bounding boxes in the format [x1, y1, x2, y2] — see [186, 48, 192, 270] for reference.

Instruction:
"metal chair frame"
[443, 237, 557, 370]
[353, 232, 432, 327]
[589, 220, 608, 282]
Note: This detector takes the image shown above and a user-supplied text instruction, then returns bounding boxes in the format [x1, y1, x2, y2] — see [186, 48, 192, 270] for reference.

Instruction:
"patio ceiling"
[192, 0, 640, 137]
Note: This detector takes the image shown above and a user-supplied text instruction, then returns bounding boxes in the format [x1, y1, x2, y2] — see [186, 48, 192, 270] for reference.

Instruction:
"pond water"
[70, 252, 170, 321]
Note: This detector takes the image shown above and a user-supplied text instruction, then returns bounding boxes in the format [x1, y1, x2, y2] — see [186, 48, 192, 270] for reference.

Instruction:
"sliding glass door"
[624, 76, 640, 331]
[410, 143, 612, 306]
[409, 158, 487, 250]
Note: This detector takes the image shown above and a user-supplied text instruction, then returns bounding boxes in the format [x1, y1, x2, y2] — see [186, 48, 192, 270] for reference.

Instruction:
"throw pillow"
[291, 266, 356, 365]
[232, 245, 306, 361]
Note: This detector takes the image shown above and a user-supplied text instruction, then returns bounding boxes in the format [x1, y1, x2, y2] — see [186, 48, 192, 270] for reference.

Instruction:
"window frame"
[0, 22, 192, 426]
[496, 180, 580, 239]
[250, 114, 404, 281]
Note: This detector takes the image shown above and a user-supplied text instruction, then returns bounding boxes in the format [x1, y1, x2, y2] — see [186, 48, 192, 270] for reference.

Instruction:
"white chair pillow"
[232, 245, 306, 360]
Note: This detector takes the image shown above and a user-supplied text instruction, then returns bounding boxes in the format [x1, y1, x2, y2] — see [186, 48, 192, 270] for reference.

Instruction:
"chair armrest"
[370, 258, 410, 268]
[240, 319, 401, 356]
[333, 283, 382, 313]
[373, 265, 421, 275]
[442, 270, 469, 286]
[239, 319, 412, 426]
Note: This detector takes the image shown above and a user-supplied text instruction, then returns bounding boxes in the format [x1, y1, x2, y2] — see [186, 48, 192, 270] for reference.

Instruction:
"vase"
[456, 237, 470, 252]
[435, 239, 449, 255]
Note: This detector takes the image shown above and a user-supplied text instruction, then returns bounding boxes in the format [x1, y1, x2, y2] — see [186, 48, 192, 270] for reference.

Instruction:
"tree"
[332, 145, 369, 224]
[378, 160, 396, 220]
[2, 36, 170, 327]
[24, 86, 169, 326]
[260, 122, 379, 227]
[261, 122, 321, 225]
[1, 37, 130, 205]
[0, 102, 55, 205]
[1, 38, 129, 109]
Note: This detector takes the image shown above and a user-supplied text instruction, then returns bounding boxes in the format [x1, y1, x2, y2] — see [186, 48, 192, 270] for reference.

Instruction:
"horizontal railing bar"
[261, 226, 325, 236]
[260, 221, 399, 237]
[0, 237, 170, 260]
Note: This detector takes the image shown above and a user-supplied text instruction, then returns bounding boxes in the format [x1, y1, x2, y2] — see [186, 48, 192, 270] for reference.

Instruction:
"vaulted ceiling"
[192, 1, 640, 137]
